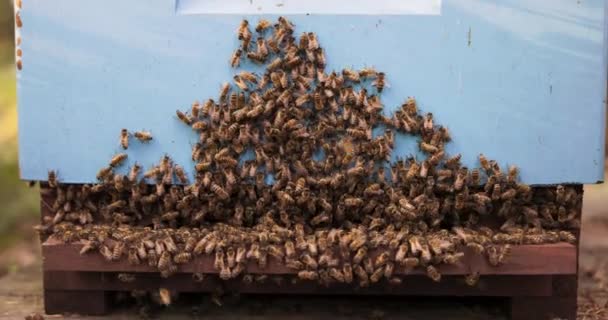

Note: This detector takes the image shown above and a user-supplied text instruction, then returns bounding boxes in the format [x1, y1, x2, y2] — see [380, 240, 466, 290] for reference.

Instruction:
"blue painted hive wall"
[15, 0, 607, 184]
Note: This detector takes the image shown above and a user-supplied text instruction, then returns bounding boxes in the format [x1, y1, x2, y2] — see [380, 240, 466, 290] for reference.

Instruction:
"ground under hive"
[37, 17, 582, 290]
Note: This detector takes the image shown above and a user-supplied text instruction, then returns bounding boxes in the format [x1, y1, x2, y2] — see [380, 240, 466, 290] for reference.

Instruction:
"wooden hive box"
[15, 1, 606, 319]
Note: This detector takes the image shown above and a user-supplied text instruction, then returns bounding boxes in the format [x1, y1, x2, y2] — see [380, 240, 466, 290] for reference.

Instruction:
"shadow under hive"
[35, 17, 583, 320]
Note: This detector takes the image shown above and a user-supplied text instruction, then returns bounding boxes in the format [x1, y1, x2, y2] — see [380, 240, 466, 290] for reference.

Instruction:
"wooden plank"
[510, 297, 576, 320]
[43, 271, 553, 297]
[44, 289, 109, 315]
[42, 239, 577, 276]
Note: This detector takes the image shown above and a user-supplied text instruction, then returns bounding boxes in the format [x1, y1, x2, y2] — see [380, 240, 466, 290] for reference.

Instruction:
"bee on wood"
[267, 57, 283, 71]
[174, 252, 192, 264]
[426, 265, 441, 282]
[559, 231, 576, 244]
[158, 251, 172, 271]
[158, 288, 172, 306]
[120, 129, 129, 149]
[298, 270, 319, 281]
[112, 241, 125, 261]
[419, 141, 439, 154]
[118, 273, 136, 283]
[127, 163, 141, 183]
[465, 272, 480, 287]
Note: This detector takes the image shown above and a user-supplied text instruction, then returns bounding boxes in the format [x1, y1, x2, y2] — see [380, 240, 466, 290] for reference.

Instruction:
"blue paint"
[16, 0, 606, 184]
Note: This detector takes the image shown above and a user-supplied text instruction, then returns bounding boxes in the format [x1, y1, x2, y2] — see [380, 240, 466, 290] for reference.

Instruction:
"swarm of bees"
[38, 17, 582, 288]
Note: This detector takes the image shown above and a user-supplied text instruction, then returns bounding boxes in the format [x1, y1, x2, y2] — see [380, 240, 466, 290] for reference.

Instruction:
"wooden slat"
[42, 239, 577, 276]
[43, 271, 554, 297]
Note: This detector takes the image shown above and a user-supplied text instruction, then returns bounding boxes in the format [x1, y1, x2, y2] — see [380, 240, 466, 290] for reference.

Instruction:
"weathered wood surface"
[43, 271, 555, 297]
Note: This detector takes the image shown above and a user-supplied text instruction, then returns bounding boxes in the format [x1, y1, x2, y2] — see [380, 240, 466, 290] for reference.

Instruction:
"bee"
[15, 11, 23, 28]
[372, 72, 386, 93]
[176, 110, 193, 126]
[370, 267, 384, 283]
[352, 246, 367, 265]
[117, 273, 136, 283]
[300, 253, 318, 269]
[559, 231, 576, 244]
[247, 52, 266, 64]
[465, 272, 480, 287]
[219, 82, 231, 103]
[501, 188, 517, 201]
[47, 170, 58, 188]
[97, 166, 113, 181]
[233, 75, 249, 91]
[298, 270, 319, 281]
[507, 165, 519, 184]
[255, 19, 272, 33]
[239, 71, 258, 85]
[158, 288, 172, 306]
[120, 129, 129, 149]
[454, 167, 468, 191]
[174, 165, 188, 184]
[79, 239, 98, 255]
[359, 67, 379, 80]
[230, 49, 243, 68]
[426, 265, 441, 282]
[134, 131, 153, 142]
[479, 154, 491, 172]
[112, 241, 125, 261]
[344, 197, 364, 208]
[342, 68, 361, 83]
[470, 168, 480, 186]
[211, 183, 230, 200]
[445, 153, 462, 169]
[491, 184, 502, 201]
[109, 153, 128, 168]
[158, 251, 172, 270]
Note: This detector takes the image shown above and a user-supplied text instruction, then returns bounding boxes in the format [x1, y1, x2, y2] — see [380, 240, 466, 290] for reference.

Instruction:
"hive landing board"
[16, 0, 607, 184]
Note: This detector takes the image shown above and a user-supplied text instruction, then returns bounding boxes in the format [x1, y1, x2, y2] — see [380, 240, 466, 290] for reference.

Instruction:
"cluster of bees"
[51, 221, 575, 287]
[39, 17, 582, 287]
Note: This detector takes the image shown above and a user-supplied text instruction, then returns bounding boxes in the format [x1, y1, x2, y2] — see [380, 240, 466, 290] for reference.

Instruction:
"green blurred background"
[0, 0, 39, 255]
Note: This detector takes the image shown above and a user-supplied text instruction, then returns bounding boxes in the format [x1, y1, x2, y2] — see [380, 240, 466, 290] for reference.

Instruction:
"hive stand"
[39, 187, 581, 320]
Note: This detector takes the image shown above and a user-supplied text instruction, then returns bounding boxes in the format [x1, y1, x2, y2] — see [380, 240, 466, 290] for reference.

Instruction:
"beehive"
[16, 1, 606, 319]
